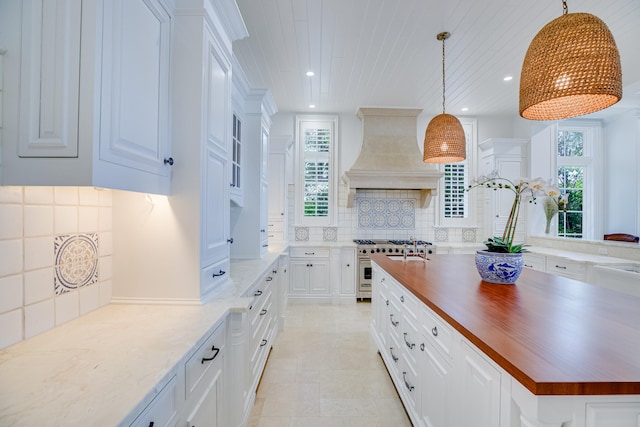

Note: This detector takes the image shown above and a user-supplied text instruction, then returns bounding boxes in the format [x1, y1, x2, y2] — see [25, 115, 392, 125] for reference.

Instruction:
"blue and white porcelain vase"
[474, 250, 524, 284]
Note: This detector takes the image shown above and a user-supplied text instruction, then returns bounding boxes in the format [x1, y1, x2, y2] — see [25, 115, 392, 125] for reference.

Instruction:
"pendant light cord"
[441, 35, 446, 114]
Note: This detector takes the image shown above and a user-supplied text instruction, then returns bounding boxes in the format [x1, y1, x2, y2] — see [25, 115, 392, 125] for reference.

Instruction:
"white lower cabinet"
[129, 375, 178, 427]
[288, 247, 331, 300]
[371, 261, 640, 427]
[457, 341, 501, 427]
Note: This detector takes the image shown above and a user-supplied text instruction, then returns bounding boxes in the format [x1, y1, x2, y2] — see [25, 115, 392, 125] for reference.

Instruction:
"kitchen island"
[370, 253, 640, 427]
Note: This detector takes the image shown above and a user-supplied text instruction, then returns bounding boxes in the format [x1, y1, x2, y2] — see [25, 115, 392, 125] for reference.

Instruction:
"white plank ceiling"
[232, 0, 640, 117]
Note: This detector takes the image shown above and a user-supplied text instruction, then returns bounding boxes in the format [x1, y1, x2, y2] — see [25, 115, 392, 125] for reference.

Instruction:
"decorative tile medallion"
[462, 228, 477, 243]
[295, 227, 309, 241]
[323, 227, 337, 241]
[357, 198, 415, 229]
[54, 234, 99, 295]
[434, 227, 449, 242]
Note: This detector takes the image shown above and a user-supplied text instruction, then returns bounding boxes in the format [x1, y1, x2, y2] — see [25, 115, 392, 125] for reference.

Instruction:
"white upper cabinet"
[2, 0, 173, 194]
[98, 0, 172, 180]
[18, 0, 81, 158]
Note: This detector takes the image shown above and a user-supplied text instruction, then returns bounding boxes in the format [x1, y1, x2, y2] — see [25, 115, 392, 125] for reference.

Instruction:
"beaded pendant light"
[424, 32, 466, 164]
[519, 0, 622, 120]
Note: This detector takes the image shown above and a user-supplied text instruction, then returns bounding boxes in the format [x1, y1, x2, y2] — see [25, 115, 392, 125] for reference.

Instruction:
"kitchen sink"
[386, 255, 428, 262]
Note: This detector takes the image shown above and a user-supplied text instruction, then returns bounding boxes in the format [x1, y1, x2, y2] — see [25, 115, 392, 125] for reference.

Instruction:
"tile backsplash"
[0, 187, 112, 350]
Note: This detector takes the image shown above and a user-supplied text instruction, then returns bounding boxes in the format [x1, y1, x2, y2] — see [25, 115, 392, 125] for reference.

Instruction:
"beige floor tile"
[249, 302, 411, 426]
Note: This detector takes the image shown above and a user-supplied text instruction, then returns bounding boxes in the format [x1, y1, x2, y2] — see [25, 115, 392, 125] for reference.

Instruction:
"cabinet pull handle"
[273, 270, 278, 274]
[400, 295, 404, 303]
[260, 309, 268, 315]
[390, 347, 399, 362]
[404, 332, 415, 350]
[260, 339, 268, 347]
[254, 290, 263, 297]
[260, 229, 266, 232]
[212, 270, 226, 277]
[390, 314, 399, 327]
[555, 265, 567, 269]
[227, 238, 234, 244]
[201, 345, 220, 363]
[163, 157, 174, 166]
[385, 299, 389, 306]
[381, 277, 385, 282]
[266, 277, 273, 282]
[263, 244, 269, 247]
[431, 326, 438, 337]
[305, 252, 315, 255]
[403, 372, 415, 392]
[524, 264, 533, 268]
[149, 423, 154, 427]
[420, 343, 425, 351]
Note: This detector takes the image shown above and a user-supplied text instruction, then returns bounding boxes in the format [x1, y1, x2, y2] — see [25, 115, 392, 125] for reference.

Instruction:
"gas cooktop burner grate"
[353, 239, 377, 245]
[388, 240, 433, 246]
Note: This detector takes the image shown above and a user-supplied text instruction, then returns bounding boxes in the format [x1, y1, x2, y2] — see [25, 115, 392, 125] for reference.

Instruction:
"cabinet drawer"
[185, 321, 225, 400]
[251, 295, 273, 348]
[522, 253, 545, 271]
[290, 247, 330, 258]
[267, 220, 284, 231]
[201, 258, 230, 297]
[422, 306, 453, 360]
[250, 315, 274, 381]
[546, 256, 586, 280]
[129, 375, 177, 427]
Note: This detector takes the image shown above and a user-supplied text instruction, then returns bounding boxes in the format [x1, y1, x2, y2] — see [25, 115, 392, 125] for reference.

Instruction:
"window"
[295, 115, 338, 226]
[439, 119, 477, 225]
[554, 121, 602, 239]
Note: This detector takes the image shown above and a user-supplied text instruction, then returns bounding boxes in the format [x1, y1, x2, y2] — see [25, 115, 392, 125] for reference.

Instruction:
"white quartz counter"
[0, 247, 288, 426]
[526, 245, 640, 265]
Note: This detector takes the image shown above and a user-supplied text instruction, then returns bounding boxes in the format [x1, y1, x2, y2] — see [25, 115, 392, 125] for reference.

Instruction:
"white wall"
[604, 110, 640, 235]
[274, 111, 517, 243]
[0, 187, 113, 350]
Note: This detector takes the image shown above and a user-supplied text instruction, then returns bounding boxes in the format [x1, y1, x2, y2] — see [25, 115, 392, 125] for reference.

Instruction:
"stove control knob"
[381, 248, 386, 253]
[376, 248, 381, 253]
[395, 248, 400, 253]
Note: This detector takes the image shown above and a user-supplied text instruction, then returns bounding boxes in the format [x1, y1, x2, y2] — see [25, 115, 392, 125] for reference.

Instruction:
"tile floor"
[248, 302, 412, 427]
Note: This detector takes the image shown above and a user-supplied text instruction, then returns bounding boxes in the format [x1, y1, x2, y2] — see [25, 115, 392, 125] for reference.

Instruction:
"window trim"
[554, 120, 604, 240]
[436, 118, 478, 227]
[294, 114, 339, 227]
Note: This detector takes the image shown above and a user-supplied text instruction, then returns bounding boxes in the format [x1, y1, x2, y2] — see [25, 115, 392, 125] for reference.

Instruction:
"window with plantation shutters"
[444, 163, 467, 218]
[296, 116, 338, 226]
[438, 118, 477, 227]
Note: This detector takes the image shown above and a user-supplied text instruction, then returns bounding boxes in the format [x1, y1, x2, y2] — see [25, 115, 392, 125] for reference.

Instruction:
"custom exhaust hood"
[342, 108, 444, 208]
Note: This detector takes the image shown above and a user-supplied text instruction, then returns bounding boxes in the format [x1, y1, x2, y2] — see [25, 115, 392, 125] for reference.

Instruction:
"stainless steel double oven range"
[354, 239, 435, 299]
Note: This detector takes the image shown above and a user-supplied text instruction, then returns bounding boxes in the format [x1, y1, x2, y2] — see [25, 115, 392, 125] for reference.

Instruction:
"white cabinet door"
[420, 340, 451, 427]
[309, 260, 330, 295]
[340, 248, 356, 297]
[18, 0, 81, 157]
[260, 179, 269, 254]
[268, 152, 286, 218]
[200, 28, 231, 288]
[99, 0, 172, 178]
[185, 365, 223, 427]
[289, 261, 310, 295]
[458, 341, 501, 427]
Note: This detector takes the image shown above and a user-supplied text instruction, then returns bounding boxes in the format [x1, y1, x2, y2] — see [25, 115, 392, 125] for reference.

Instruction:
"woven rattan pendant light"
[519, 0, 622, 120]
[424, 32, 466, 164]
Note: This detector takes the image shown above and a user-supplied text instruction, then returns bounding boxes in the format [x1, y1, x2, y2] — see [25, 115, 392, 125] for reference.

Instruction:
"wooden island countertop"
[371, 253, 640, 396]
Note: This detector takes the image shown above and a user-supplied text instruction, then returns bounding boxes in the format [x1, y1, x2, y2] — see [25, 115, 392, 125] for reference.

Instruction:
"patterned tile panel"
[323, 227, 337, 241]
[54, 234, 99, 295]
[357, 198, 415, 229]
[295, 227, 309, 241]
[434, 227, 449, 242]
[462, 228, 477, 243]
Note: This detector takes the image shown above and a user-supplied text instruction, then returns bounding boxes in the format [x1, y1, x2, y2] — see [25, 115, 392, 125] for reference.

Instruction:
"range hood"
[342, 108, 444, 208]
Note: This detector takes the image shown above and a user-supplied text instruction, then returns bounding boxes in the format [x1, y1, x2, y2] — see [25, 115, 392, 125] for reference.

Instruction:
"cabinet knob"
[346, 264, 350, 267]
[163, 157, 174, 166]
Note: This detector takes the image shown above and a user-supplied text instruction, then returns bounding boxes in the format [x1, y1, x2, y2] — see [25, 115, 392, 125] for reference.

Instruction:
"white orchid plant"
[467, 171, 565, 253]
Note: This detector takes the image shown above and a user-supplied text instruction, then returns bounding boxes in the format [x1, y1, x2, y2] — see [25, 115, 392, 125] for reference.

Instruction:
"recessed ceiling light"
[504, 75, 513, 82]
[306, 71, 315, 77]
[461, 107, 469, 112]
[309, 104, 316, 109]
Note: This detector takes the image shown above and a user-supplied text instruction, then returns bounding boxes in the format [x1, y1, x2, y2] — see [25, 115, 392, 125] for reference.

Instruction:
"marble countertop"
[0, 247, 288, 426]
[525, 246, 639, 265]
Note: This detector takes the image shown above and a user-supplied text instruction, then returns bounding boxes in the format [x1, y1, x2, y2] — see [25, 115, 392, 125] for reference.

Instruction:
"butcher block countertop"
[371, 253, 640, 396]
